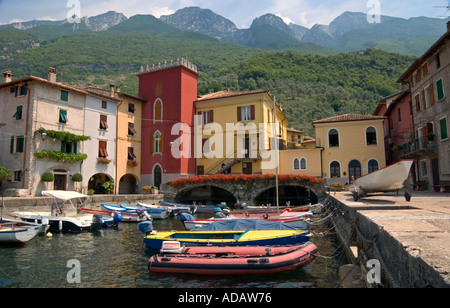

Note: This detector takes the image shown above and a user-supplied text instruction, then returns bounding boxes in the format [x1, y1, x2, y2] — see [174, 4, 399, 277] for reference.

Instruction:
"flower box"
[97, 158, 112, 164]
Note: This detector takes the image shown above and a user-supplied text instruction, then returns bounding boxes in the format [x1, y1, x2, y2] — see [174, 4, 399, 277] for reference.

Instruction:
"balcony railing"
[395, 135, 438, 158]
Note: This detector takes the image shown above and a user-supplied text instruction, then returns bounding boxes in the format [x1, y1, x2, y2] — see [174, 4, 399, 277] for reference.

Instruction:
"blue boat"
[119, 204, 168, 220]
[160, 201, 225, 214]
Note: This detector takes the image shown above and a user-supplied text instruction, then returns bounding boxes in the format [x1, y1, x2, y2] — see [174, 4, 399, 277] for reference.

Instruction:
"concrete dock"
[328, 190, 450, 288]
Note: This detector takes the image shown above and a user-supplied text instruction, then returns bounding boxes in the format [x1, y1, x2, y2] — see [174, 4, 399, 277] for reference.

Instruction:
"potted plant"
[142, 186, 152, 194]
[427, 133, 436, 141]
[72, 173, 83, 192]
[151, 186, 159, 194]
[41, 172, 54, 190]
[0, 166, 12, 192]
[102, 180, 115, 194]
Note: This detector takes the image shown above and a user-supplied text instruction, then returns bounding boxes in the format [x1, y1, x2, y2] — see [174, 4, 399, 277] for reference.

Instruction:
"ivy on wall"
[37, 127, 90, 142]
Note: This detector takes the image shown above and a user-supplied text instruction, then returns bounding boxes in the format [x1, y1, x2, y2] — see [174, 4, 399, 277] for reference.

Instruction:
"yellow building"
[313, 114, 387, 184]
[88, 85, 146, 194]
[195, 90, 288, 175]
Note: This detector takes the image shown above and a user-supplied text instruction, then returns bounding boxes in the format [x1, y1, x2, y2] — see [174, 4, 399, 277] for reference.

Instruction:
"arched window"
[154, 99, 163, 122]
[349, 160, 362, 182]
[366, 126, 377, 145]
[293, 158, 300, 170]
[300, 158, 307, 170]
[330, 161, 341, 178]
[329, 129, 339, 147]
[153, 131, 163, 154]
[368, 159, 379, 173]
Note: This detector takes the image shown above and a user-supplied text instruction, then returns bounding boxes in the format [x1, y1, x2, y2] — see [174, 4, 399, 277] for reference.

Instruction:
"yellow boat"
[143, 229, 310, 251]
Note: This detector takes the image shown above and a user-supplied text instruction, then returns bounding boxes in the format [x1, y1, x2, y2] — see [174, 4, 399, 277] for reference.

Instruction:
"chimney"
[47, 67, 57, 83]
[3, 70, 13, 83]
[116, 86, 121, 93]
[110, 84, 115, 97]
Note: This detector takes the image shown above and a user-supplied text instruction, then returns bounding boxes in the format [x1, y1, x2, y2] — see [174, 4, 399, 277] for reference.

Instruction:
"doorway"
[348, 160, 362, 183]
[54, 174, 67, 191]
[242, 162, 253, 175]
[153, 164, 162, 189]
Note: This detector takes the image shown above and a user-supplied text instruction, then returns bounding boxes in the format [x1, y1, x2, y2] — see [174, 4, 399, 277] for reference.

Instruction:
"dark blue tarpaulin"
[195, 219, 300, 231]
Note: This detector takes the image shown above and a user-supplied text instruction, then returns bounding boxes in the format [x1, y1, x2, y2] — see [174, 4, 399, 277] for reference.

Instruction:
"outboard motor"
[139, 221, 155, 235]
[92, 214, 103, 231]
[113, 212, 123, 225]
[214, 211, 227, 219]
[238, 202, 247, 210]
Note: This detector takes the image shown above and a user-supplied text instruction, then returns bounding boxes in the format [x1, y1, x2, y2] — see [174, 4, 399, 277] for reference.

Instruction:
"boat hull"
[353, 160, 414, 194]
[14, 212, 93, 232]
[84, 207, 148, 222]
[0, 220, 42, 244]
[144, 230, 310, 251]
[148, 242, 318, 275]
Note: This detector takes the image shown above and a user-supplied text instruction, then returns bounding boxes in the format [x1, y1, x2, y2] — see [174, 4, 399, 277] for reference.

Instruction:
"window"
[398, 108, 402, 122]
[349, 160, 362, 181]
[330, 161, 341, 178]
[13, 170, 22, 182]
[10, 136, 24, 153]
[98, 141, 108, 158]
[153, 131, 163, 154]
[237, 105, 255, 122]
[60, 90, 69, 102]
[328, 129, 339, 147]
[99, 114, 108, 130]
[200, 110, 214, 125]
[128, 122, 136, 137]
[127, 147, 136, 161]
[59, 109, 68, 124]
[440, 117, 448, 140]
[297, 135, 302, 144]
[61, 140, 77, 154]
[436, 53, 441, 69]
[437, 79, 445, 101]
[415, 94, 421, 112]
[101, 101, 107, 109]
[368, 159, 379, 173]
[154, 99, 162, 121]
[420, 160, 428, 177]
[13, 105, 23, 120]
[202, 138, 211, 155]
[294, 158, 300, 170]
[366, 127, 377, 145]
[422, 62, 429, 77]
[300, 158, 307, 170]
[128, 103, 135, 114]
[424, 86, 433, 108]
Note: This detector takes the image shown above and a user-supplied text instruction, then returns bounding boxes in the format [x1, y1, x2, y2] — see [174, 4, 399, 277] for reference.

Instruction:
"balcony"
[395, 135, 438, 158]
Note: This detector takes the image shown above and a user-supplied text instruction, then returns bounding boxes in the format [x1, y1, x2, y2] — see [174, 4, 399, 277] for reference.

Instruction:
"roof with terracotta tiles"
[312, 114, 386, 125]
[197, 90, 269, 102]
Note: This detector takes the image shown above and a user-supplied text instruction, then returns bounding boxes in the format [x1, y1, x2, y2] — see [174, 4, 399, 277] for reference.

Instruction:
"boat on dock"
[0, 219, 49, 244]
[148, 241, 318, 275]
[351, 159, 414, 201]
[13, 191, 97, 232]
[139, 221, 310, 251]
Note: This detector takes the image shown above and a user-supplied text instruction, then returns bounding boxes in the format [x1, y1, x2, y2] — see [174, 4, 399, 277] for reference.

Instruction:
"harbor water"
[0, 214, 348, 288]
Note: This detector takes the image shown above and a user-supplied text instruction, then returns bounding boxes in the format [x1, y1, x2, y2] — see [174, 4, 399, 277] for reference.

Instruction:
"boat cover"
[195, 219, 299, 231]
[42, 190, 88, 201]
[180, 213, 195, 222]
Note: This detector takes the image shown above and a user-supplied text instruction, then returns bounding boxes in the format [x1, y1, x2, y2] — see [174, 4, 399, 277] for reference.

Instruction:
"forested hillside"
[0, 18, 416, 136]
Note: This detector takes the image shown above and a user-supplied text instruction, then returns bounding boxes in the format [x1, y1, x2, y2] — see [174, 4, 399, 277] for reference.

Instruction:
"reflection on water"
[0, 214, 347, 288]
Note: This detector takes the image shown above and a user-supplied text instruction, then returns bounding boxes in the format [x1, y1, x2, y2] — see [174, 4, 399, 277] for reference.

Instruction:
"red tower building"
[138, 59, 199, 189]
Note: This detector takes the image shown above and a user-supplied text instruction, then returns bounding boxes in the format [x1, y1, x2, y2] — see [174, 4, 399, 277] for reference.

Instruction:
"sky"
[0, 0, 449, 28]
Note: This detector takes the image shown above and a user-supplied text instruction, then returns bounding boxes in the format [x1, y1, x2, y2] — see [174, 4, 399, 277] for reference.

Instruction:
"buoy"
[46, 232, 53, 238]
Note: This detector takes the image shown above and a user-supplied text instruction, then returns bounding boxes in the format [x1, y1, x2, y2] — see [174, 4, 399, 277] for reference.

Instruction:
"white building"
[82, 87, 119, 194]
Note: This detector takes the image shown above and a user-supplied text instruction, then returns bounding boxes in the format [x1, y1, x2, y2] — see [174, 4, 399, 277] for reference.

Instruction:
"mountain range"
[1, 7, 449, 56]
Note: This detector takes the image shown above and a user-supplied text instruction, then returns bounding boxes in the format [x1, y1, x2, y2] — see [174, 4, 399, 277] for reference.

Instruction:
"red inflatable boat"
[148, 242, 318, 275]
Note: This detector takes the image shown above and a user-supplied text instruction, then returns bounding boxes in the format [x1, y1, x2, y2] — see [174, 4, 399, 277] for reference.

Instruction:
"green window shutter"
[17, 136, 24, 153]
[61, 140, 67, 153]
[61, 90, 69, 102]
[73, 142, 78, 154]
[10, 136, 14, 153]
[440, 118, 448, 140]
[437, 79, 445, 100]
[13, 106, 23, 120]
[20, 86, 27, 96]
[59, 109, 68, 123]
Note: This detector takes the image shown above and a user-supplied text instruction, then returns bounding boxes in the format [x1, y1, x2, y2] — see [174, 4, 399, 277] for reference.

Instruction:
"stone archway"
[174, 185, 237, 206]
[255, 185, 318, 206]
[119, 174, 138, 194]
[88, 173, 113, 194]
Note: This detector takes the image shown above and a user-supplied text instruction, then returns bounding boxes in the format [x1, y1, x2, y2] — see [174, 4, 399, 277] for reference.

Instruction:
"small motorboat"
[120, 204, 168, 220]
[0, 219, 48, 244]
[148, 241, 319, 275]
[139, 202, 193, 216]
[139, 221, 311, 251]
[99, 204, 152, 222]
[79, 208, 123, 227]
[14, 191, 96, 232]
[161, 201, 224, 214]
[351, 159, 414, 201]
